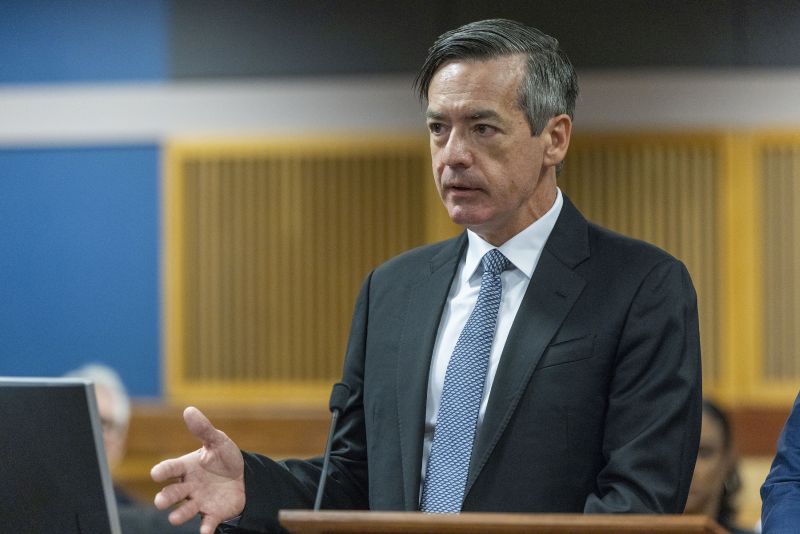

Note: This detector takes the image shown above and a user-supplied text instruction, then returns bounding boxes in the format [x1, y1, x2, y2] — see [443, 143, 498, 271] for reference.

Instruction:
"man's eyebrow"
[425, 109, 503, 121]
[468, 110, 502, 121]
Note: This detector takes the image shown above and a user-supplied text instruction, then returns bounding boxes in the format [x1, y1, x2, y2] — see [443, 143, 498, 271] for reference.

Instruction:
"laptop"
[0, 377, 122, 533]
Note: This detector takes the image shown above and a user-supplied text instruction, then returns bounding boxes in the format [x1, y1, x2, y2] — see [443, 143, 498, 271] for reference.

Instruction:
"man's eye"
[428, 123, 443, 134]
[475, 124, 496, 135]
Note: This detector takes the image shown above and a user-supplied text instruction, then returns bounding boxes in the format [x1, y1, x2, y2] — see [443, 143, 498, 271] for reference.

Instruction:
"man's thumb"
[183, 406, 224, 447]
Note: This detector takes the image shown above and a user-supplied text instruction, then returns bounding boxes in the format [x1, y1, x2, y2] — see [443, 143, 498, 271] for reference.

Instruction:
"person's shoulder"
[587, 221, 683, 270]
[575, 221, 697, 295]
[556, 195, 683, 274]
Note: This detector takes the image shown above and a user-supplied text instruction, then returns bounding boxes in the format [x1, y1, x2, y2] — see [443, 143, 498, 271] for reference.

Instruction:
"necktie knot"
[481, 249, 510, 277]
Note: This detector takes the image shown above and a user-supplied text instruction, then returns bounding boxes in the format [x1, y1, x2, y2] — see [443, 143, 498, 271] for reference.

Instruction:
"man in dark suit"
[151, 19, 701, 533]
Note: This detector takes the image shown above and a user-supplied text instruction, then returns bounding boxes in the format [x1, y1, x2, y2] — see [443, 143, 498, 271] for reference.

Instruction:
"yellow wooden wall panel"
[759, 134, 800, 400]
[164, 138, 431, 404]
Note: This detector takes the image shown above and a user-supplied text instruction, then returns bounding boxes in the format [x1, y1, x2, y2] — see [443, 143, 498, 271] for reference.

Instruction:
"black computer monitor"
[0, 377, 122, 533]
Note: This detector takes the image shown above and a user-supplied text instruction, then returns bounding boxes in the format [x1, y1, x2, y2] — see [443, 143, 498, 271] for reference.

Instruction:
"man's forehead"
[429, 55, 526, 86]
[426, 56, 525, 106]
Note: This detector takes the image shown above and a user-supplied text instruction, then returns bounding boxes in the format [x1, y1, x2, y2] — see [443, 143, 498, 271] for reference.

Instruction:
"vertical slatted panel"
[167, 139, 429, 401]
[761, 142, 800, 381]
[559, 136, 721, 385]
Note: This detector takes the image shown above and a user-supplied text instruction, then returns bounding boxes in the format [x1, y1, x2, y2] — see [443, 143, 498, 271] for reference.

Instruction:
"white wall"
[2, 69, 799, 146]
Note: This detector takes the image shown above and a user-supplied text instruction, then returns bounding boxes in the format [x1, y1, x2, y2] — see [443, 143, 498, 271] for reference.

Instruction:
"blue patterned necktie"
[420, 248, 510, 513]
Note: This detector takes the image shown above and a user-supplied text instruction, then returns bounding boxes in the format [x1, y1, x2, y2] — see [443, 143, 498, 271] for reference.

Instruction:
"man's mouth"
[444, 181, 480, 192]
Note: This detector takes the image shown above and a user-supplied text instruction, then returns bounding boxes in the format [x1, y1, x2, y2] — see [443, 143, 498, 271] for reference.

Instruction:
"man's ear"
[542, 114, 572, 168]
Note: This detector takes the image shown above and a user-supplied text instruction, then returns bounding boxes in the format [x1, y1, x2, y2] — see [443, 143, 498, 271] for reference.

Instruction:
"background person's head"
[65, 363, 131, 469]
[685, 399, 742, 527]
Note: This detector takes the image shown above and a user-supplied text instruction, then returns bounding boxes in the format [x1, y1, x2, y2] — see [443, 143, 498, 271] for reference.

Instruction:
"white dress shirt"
[420, 188, 564, 488]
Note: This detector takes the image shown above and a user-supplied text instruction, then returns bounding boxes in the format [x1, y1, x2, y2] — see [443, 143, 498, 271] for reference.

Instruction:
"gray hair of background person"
[65, 363, 131, 431]
[413, 18, 579, 136]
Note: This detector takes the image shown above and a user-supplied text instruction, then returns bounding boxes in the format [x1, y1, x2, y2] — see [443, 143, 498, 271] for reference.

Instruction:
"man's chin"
[446, 207, 490, 228]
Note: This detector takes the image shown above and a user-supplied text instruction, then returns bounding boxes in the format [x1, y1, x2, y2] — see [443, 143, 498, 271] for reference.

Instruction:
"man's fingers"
[167, 497, 200, 526]
[150, 450, 198, 483]
[183, 406, 228, 448]
[153, 480, 194, 510]
[150, 407, 239, 532]
[151, 458, 183, 484]
[151, 407, 220, 485]
[199, 513, 223, 534]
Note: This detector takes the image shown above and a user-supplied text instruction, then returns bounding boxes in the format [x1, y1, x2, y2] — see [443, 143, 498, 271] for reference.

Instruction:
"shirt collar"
[463, 188, 563, 281]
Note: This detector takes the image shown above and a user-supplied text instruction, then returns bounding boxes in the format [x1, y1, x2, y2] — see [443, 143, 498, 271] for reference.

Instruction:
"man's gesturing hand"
[151, 407, 246, 534]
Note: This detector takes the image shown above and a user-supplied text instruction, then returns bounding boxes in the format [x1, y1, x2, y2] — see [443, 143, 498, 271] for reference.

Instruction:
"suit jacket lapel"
[466, 197, 590, 493]
[395, 233, 466, 510]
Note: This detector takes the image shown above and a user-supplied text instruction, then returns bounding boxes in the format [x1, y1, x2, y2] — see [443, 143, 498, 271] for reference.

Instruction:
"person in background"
[685, 399, 754, 534]
[761, 391, 800, 533]
[66, 363, 200, 533]
[65, 363, 135, 504]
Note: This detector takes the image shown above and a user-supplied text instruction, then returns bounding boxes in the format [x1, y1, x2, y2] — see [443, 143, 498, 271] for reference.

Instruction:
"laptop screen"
[0, 377, 121, 533]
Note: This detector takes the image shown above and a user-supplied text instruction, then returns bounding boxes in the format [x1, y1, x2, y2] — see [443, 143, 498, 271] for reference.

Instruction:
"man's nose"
[440, 131, 473, 168]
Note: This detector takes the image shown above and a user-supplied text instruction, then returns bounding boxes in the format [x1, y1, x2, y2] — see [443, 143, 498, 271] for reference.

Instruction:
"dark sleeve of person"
[584, 259, 702, 513]
[761, 391, 800, 533]
[234, 274, 373, 533]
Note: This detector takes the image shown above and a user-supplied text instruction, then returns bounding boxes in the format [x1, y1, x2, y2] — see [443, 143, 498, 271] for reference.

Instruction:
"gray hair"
[414, 18, 579, 136]
[65, 363, 131, 430]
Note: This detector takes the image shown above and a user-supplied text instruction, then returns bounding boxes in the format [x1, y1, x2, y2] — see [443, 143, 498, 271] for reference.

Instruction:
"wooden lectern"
[279, 511, 729, 534]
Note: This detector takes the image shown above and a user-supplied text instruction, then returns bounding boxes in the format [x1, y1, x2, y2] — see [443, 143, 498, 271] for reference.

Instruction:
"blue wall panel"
[0, 0, 167, 83]
[0, 146, 161, 397]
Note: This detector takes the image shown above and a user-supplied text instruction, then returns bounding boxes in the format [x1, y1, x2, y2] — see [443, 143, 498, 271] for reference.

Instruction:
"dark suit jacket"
[761, 390, 800, 533]
[236, 196, 702, 533]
